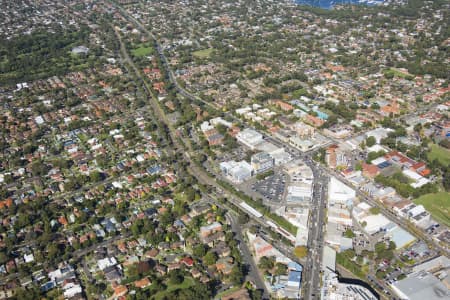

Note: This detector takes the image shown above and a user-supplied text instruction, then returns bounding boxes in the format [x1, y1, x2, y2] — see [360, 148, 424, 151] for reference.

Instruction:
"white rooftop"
[391, 271, 449, 300]
[328, 177, 355, 204]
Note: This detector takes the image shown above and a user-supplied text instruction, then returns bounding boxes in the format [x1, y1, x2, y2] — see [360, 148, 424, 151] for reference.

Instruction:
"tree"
[31, 160, 49, 176]
[127, 264, 139, 278]
[370, 102, 380, 109]
[250, 289, 263, 300]
[203, 251, 217, 266]
[274, 263, 288, 276]
[369, 207, 380, 215]
[90, 171, 104, 182]
[367, 150, 386, 163]
[388, 241, 396, 250]
[293, 246, 308, 259]
[258, 256, 275, 270]
[0, 252, 8, 265]
[131, 221, 141, 237]
[413, 123, 422, 133]
[169, 270, 183, 285]
[444, 167, 450, 191]
[238, 213, 250, 224]
[375, 242, 386, 255]
[193, 244, 207, 258]
[376, 269, 386, 279]
[366, 136, 376, 147]
[344, 229, 356, 238]
[230, 265, 244, 285]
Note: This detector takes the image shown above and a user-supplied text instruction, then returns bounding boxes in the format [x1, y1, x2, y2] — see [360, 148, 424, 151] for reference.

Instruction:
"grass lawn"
[427, 144, 450, 166]
[385, 68, 413, 79]
[215, 286, 241, 299]
[152, 277, 194, 300]
[174, 192, 188, 202]
[414, 192, 450, 227]
[132, 45, 153, 57]
[192, 48, 214, 58]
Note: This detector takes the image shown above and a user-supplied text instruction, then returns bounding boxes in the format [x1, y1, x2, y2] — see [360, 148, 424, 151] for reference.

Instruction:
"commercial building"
[247, 232, 290, 264]
[289, 136, 314, 152]
[275, 206, 309, 246]
[353, 203, 416, 248]
[236, 128, 263, 150]
[326, 145, 349, 169]
[322, 246, 336, 273]
[283, 160, 313, 183]
[210, 117, 232, 128]
[286, 184, 312, 204]
[328, 177, 355, 205]
[365, 127, 393, 144]
[220, 160, 253, 183]
[287, 270, 302, 289]
[402, 169, 430, 188]
[269, 260, 303, 299]
[328, 206, 352, 226]
[391, 271, 449, 300]
[269, 148, 292, 165]
[290, 122, 315, 138]
[398, 203, 431, 228]
[251, 152, 274, 174]
[361, 183, 396, 201]
[411, 256, 450, 274]
[321, 271, 378, 300]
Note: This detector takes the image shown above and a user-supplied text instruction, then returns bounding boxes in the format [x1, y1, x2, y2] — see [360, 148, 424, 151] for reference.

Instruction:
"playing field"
[192, 48, 214, 58]
[385, 68, 413, 79]
[427, 144, 450, 166]
[414, 192, 450, 227]
[132, 45, 153, 57]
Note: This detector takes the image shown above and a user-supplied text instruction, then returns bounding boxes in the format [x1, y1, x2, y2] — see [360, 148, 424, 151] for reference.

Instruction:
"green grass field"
[215, 286, 241, 300]
[414, 192, 450, 227]
[192, 48, 214, 58]
[152, 277, 194, 300]
[132, 45, 153, 57]
[427, 144, 450, 166]
[385, 68, 413, 79]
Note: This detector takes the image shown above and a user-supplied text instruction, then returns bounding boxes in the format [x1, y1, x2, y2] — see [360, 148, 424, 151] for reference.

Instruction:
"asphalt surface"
[227, 212, 270, 300]
[261, 134, 328, 299]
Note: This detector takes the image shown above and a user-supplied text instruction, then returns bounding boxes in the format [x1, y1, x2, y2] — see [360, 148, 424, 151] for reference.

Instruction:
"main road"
[110, 6, 307, 299]
[109, 4, 338, 299]
[265, 135, 329, 300]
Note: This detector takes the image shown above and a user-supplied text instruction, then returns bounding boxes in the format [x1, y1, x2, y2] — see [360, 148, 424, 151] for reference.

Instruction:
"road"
[108, 4, 448, 299]
[252, 130, 329, 298]
[227, 212, 270, 300]
[258, 132, 329, 299]
[110, 8, 308, 298]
